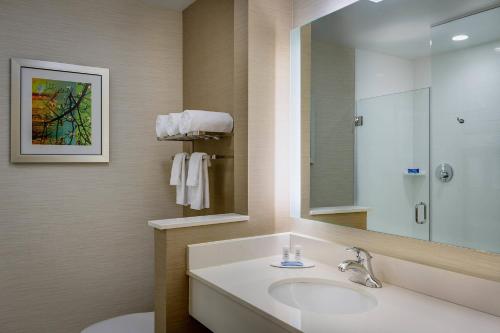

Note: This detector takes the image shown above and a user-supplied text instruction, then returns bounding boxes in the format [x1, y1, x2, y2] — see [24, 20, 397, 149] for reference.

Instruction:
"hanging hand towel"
[186, 152, 210, 210]
[179, 110, 233, 134]
[170, 152, 188, 205]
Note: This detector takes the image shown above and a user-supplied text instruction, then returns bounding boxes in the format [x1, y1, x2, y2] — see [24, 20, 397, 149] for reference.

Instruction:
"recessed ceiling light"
[452, 34, 469, 42]
[369, 0, 384, 3]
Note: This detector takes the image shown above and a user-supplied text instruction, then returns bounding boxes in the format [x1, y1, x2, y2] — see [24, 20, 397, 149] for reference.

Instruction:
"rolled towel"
[156, 113, 182, 138]
[179, 110, 233, 134]
[156, 115, 169, 138]
[166, 113, 182, 136]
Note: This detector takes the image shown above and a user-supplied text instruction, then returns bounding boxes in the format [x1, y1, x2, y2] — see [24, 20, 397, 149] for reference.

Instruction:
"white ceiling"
[142, 0, 196, 11]
[432, 6, 500, 55]
[312, 0, 500, 59]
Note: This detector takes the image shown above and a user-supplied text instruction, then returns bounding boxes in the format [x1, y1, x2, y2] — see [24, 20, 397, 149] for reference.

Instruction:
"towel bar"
[171, 154, 233, 160]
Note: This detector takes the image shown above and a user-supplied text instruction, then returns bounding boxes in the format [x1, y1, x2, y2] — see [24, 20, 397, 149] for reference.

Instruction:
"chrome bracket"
[354, 116, 364, 127]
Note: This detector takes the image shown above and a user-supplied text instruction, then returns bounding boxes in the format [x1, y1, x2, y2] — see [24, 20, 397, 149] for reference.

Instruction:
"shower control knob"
[436, 163, 453, 183]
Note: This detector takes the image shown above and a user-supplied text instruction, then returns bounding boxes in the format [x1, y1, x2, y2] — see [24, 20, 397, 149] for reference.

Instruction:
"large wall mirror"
[298, 0, 500, 254]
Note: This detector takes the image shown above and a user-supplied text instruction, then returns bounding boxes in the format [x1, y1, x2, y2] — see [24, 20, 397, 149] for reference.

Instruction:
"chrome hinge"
[354, 116, 363, 127]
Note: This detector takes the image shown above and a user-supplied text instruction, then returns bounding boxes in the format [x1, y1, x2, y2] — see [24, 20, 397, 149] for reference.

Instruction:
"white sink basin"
[269, 278, 377, 315]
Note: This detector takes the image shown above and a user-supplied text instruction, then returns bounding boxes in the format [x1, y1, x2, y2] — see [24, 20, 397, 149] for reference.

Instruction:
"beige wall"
[250, 0, 292, 226]
[182, 0, 249, 217]
[155, 0, 293, 331]
[233, 0, 250, 214]
[286, 0, 500, 283]
[182, 0, 237, 217]
[309, 38, 355, 208]
[0, 1, 183, 332]
[298, 25, 364, 230]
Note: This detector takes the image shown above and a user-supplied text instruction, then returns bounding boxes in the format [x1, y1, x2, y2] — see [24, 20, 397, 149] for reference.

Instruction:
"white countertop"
[189, 256, 500, 333]
[148, 213, 249, 230]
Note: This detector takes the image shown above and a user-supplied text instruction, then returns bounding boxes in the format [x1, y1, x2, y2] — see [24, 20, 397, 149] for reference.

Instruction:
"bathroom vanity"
[188, 233, 500, 333]
[152, 1, 500, 332]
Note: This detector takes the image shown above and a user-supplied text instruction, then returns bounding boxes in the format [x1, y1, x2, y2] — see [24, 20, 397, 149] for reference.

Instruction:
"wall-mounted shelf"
[157, 131, 231, 142]
[310, 206, 370, 215]
[148, 213, 249, 230]
[404, 170, 426, 176]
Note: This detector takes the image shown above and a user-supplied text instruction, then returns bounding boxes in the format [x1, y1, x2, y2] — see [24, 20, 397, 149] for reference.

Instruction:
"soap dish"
[270, 262, 315, 269]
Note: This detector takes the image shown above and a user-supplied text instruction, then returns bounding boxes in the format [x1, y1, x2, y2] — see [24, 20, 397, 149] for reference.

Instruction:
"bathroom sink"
[268, 278, 377, 315]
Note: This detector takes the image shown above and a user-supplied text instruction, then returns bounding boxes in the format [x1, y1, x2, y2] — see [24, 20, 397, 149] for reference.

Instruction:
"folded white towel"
[179, 110, 233, 134]
[170, 153, 188, 205]
[156, 113, 182, 137]
[187, 152, 210, 210]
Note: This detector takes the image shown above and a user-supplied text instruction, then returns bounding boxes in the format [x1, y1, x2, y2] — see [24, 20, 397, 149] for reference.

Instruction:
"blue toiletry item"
[281, 261, 304, 267]
[407, 168, 420, 174]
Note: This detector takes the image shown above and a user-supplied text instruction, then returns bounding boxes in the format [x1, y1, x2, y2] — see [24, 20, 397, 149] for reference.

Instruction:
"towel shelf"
[157, 131, 231, 142]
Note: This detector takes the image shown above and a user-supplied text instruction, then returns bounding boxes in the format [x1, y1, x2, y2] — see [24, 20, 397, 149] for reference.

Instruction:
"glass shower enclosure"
[355, 6, 500, 253]
[356, 89, 430, 241]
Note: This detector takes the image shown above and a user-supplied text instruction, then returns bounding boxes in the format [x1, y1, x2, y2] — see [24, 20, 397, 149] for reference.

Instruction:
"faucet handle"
[346, 247, 373, 261]
[346, 247, 362, 262]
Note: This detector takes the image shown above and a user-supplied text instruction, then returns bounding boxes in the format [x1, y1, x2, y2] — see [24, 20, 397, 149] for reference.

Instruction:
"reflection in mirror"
[300, 0, 500, 253]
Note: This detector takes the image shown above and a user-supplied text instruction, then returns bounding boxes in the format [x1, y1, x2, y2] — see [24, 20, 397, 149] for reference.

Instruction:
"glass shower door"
[356, 88, 430, 240]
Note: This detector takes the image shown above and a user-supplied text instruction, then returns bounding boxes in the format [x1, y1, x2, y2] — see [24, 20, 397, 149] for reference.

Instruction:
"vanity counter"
[189, 256, 500, 333]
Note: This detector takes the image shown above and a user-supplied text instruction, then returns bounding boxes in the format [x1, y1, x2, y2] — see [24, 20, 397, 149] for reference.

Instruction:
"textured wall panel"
[310, 39, 355, 208]
[0, 1, 183, 332]
[182, 0, 235, 217]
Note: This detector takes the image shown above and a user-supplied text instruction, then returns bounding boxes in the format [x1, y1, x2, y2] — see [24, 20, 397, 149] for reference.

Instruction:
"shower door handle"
[415, 202, 427, 224]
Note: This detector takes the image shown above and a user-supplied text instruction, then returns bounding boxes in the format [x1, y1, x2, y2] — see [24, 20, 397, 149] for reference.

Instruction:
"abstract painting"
[31, 78, 92, 146]
[11, 58, 109, 163]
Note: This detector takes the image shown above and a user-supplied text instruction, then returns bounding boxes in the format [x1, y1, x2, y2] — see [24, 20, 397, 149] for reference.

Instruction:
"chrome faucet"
[338, 247, 382, 288]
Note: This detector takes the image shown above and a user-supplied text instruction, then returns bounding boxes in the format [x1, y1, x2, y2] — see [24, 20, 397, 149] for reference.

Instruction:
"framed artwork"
[10, 58, 109, 163]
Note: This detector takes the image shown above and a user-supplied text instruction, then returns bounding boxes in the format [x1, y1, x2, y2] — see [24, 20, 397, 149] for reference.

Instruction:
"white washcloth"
[179, 110, 233, 134]
[186, 153, 210, 210]
[170, 153, 188, 205]
[156, 113, 182, 137]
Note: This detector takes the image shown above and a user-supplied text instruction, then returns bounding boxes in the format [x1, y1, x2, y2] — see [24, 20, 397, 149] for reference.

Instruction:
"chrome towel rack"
[171, 154, 233, 160]
[158, 131, 231, 142]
